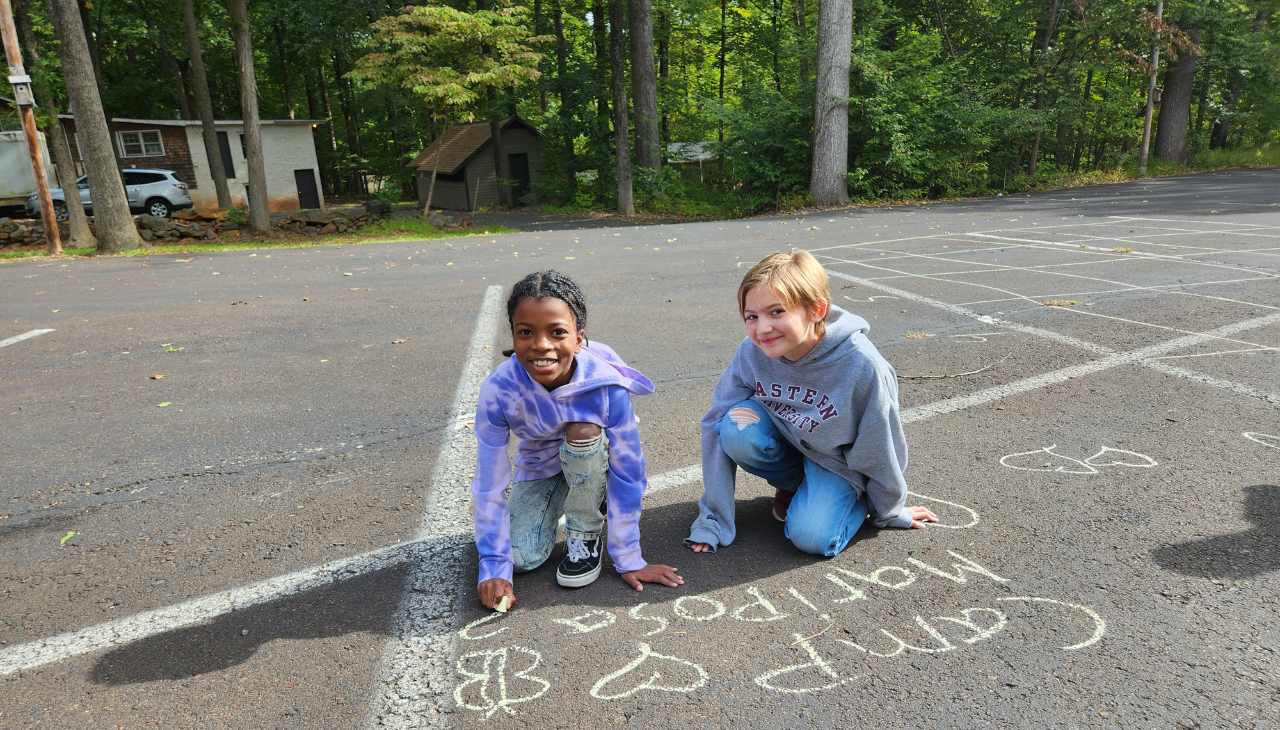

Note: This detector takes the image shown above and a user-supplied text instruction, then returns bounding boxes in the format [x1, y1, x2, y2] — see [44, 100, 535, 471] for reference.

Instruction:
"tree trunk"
[610, 0, 634, 215]
[1211, 9, 1270, 150]
[159, 47, 193, 119]
[228, 0, 270, 232]
[717, 0, 726, 145]
[1154, 27, 1199, 165]
[76, 0, 106, 115]
[332, 50, 362, 194]
[534, 0, 547, 113]
[657, 10, 669, 147]
[15, 0, 93, 246]
[489, 115, 512, 208]
[315, 64, 340, 194]
[809, 0, 852, 206]
[1138, 0, 1163, 175]
[304, 69, 333, 196]
[629, 0, 659, 168]
[272, 20, 294, 118]
[552, 0, 576, 195]
[48, 0, 140, 251]
[770, 0, 782, 93]
[794, 0, 808, 87]
[592, 0, 612, 202]
[183, 0, 231, 209]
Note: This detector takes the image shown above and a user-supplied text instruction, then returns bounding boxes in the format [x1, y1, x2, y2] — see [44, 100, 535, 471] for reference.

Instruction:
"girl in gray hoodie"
[687, 250, 938, 556]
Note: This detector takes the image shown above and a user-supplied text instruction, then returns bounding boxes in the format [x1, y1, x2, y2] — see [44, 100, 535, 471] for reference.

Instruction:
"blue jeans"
[718, 399, 866, 556]
[507, 437, 609, 572]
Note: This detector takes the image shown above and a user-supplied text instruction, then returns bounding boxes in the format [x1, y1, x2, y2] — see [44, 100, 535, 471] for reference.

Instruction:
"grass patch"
[0, 217, 513, 261]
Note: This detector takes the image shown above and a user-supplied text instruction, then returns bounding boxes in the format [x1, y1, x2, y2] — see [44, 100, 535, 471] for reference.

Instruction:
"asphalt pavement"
[2, 169, 1278, 728]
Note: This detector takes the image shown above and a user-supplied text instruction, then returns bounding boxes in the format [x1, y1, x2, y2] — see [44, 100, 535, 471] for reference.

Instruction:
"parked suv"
[27, 168, 193, 220]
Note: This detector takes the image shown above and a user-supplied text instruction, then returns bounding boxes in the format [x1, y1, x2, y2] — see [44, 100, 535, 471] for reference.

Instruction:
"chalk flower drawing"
[1243, 432, 1279, 451]
[453, 646, 551, 718]
[590, 643, 709, 700]
[999, 445, 1157, 475]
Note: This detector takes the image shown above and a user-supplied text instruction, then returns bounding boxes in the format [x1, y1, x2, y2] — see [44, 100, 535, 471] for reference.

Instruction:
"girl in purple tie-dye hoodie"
[471, 271, 684, 611]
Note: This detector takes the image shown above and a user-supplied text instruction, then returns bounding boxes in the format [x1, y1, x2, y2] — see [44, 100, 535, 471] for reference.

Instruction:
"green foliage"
[372, 178, 403, 205]
[18, 0, 1280, 217]
[351, 4, 548, 116]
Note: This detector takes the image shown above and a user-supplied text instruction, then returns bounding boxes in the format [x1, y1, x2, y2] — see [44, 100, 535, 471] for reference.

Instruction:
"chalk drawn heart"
[907, 490, 980, 529]
[1244, 432, 1280, 451]
[1082, 446, 1157, 469]
[590, 642, 708, 700]
[999, 445, 1098, 475]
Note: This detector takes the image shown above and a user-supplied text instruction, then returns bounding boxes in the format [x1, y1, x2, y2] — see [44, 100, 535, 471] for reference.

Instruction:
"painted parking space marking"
[0, 328, 54, 349]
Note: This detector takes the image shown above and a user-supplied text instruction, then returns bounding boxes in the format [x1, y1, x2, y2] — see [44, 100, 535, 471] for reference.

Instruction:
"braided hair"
[503, 270, 589, 356]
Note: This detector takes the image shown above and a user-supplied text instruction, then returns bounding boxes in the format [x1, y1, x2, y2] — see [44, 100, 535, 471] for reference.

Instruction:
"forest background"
[4, 0, 1279, 221]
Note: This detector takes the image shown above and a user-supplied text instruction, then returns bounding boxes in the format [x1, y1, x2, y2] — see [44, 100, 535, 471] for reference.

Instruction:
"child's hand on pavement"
[909, 505, 940, 529]
[622, 564, 684, 591]
[688, 542, 713, 553]
[478, 578, 516, 610]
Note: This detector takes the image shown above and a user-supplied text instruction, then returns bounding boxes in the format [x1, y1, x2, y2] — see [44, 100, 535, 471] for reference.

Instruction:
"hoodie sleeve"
[686, 346, 755, 549]
[471, 378, 515, 584]
[602, 386, 648, 573]
[844, 364, 912, 529]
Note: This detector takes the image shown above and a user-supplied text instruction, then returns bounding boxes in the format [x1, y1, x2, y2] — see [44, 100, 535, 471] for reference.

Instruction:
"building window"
[117, 129, 164, 158]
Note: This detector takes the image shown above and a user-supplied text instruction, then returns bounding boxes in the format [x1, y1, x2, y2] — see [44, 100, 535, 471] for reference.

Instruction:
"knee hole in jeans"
[565, 421, 602, 444]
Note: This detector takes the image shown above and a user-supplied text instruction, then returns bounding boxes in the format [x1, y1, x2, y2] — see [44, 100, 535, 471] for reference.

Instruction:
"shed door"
[294, 169, 321, 209]
[508, 153, 530, 204]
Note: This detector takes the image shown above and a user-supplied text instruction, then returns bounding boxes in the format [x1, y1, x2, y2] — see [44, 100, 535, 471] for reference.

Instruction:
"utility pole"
[1138, 0, 1163, 177]
[1, 0, 61, 254]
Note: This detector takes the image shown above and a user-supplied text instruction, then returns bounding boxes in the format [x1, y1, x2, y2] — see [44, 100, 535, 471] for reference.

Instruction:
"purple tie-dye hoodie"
[471, 341, 655, 585]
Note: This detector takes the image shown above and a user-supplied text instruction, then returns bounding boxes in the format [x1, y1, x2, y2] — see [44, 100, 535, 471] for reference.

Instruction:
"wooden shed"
[410, 118, 542, 211]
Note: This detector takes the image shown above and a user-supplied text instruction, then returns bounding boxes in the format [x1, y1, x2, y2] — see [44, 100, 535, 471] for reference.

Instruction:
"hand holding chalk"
[478, 578, 516, 611]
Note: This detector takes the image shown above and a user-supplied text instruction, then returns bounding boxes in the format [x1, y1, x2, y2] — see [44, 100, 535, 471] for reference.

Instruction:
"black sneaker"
[556, 534, 603, 588]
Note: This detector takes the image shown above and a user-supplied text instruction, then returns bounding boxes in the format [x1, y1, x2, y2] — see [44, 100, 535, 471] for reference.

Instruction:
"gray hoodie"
[687, 305, 910, 549]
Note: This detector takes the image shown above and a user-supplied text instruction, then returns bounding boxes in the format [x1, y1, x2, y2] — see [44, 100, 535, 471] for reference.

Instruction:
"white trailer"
[0, 129, 54, 215]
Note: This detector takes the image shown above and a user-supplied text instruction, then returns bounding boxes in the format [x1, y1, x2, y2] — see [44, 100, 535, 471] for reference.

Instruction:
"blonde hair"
[737, 249, 831, 337]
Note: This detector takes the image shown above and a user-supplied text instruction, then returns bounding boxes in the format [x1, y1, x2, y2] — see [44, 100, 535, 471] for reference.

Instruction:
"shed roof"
[410, 118, 539, 173]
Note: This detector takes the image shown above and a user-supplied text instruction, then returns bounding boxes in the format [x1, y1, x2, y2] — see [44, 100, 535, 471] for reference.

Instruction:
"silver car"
[27, 168, 193, 220]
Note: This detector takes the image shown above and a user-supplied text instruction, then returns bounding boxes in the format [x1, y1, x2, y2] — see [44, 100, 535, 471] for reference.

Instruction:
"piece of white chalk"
[495, 595, 512, 613]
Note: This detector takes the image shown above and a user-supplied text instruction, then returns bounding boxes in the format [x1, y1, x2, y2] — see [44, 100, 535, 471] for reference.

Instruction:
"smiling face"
[511, 296, 584, 389]
[742, 284, 828, 361]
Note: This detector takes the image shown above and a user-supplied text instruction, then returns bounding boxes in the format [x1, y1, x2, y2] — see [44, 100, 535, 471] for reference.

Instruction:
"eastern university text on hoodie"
[688, 305, 911, 549]
[472, 341, 655, 584]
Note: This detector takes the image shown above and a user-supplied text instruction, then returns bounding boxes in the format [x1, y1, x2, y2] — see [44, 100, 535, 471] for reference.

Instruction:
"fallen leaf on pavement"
[157, 401, 173, 407]
[392, 339, 407, 344]
[150, 373, 166, 380]
[59, 530, 77, 545]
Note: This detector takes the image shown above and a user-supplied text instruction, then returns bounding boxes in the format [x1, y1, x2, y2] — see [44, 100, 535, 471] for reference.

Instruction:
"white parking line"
[0, 329, 54, 349]
[364, 285, 503, 729]
[824, 268, 1280, 405]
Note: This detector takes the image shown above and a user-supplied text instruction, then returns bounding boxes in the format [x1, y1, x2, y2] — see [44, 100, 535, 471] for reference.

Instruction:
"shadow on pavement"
[89, 563, 407, 685]
[1152, 484, 1280, 580]
[457, 496, 886, 621]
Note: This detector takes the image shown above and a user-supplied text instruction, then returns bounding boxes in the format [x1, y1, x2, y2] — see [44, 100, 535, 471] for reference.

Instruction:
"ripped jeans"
[508, 437, 609, 572]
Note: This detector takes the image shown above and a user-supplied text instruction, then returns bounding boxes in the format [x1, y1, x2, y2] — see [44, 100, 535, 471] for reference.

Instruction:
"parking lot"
[2, 170, 1277, 728]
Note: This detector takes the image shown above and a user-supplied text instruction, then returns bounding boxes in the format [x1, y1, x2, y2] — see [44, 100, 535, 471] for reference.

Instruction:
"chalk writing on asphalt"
[999, 444, 1157, 475]
[1243, 431, 1279, 451]
[453, 544, 1107, 715]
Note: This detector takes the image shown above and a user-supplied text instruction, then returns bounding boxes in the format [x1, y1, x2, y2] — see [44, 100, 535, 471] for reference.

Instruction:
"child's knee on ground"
[512, 542, 553, 573]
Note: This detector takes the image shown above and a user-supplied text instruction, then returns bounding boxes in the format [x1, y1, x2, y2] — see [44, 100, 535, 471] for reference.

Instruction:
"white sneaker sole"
[556, 561, 603, 588]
